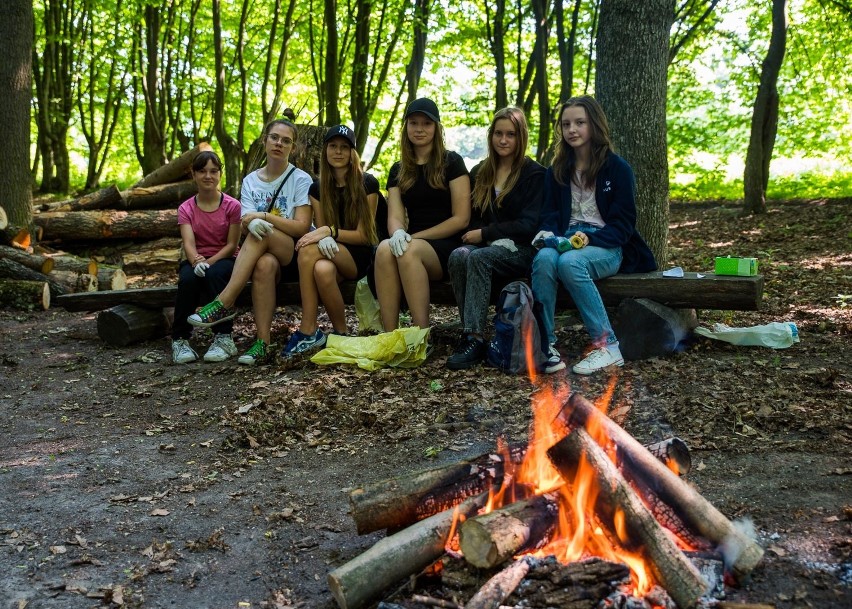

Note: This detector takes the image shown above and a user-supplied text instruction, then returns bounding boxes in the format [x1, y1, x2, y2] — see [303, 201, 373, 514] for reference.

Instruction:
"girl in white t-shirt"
[188, 118, 312, 365]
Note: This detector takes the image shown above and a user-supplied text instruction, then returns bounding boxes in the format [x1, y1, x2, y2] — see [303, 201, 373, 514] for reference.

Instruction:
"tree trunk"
[34, 209, 179, 242]
[53, 185, 123, 212]
[743, 0, 787, 215]
[119, 180, 198, 211]
[0, 245, 54, 274]
[0, 1, 33, 229]
[405, 0, 432, 101]
[596, 0, 674, 266]
[132, 142, 213, 188]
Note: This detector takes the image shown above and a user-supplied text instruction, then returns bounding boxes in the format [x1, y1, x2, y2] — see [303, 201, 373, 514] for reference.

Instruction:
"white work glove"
[389, 228, 412, 258]
[532, 230, 554, 247]
[318, 236, 339, 259]
[193, 262, 210, 277]
[491, 238, 518, 252]
[248, 218, 274, 239]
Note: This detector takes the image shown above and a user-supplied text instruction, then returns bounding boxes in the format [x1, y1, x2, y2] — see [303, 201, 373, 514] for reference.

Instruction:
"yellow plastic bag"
[354, 276, 383, 333]
[311, 327, 430, 371]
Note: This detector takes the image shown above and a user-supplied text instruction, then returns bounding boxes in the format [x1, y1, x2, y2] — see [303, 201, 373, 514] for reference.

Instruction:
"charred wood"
[556, 393, 764, 580]
[464, 556, 532, 609]
[548, 428, 709, 609]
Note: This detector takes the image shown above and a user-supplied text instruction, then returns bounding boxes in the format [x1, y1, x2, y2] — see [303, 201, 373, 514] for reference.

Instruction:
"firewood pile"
[328, 391, 764, 609]
[0, 144, 219, 312]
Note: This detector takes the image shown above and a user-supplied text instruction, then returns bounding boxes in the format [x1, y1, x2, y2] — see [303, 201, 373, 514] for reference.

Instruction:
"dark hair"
[472, 107, 529, 212]
[551, 95, 613, 188]
[264, 118, 298, 141]
[191, 150, 223, 172]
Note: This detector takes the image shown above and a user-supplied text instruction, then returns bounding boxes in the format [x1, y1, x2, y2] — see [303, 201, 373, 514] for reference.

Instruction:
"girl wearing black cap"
[374, 97, 471, 336]
[281, 125, 381, 357]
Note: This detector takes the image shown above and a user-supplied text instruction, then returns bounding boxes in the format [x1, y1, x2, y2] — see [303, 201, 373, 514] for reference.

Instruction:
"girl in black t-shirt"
[374, 98, 471, 334]
[283, 125, 380, 357]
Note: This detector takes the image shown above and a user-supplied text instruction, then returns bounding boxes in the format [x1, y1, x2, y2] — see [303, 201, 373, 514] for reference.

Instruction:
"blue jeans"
[531, 225, 622, 346]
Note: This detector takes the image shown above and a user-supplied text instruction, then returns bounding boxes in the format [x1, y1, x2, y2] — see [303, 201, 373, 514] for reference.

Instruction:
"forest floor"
[0, 198, 850, 609]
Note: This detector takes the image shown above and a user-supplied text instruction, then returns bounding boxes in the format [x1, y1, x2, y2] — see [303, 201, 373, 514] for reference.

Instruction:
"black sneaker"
[446, 336, 485, 370]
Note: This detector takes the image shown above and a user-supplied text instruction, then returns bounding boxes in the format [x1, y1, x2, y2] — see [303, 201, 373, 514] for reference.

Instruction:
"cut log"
[119, 179, 198, 211]
[52, 184, 123, 212]
[121, 237, 180, 274]
[0, 279, 50, 310]
[97, 266, 127, 291]
[34, 209, 179, 242]
[349, 445, 526, 535]
[327, 493, 488, 609]
[97, 304, 170, 347]
[49, 270, 98, 294]
[0, 244, 54, 274]
[132, 142, 213, 188]
[547, 428, 710, 609]
[611, 297, 698, 360]
[556, 393, 764, 580]
[465, 556, 533, 609]
[0, 205, 6, 229]
[0, 257, 67, 298]
[47, 253, 98, 275]
[459, 494, 558, 569]
[0, 224, 33, 248]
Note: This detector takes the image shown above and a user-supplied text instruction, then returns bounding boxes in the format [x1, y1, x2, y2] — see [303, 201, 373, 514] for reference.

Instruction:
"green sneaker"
[238, 339, 269, 366]
[188, 300, 236, 328]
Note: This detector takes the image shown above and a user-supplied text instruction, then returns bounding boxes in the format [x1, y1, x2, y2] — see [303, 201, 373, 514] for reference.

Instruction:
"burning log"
[34, 209, 179, 242]
[645, 437, 691, 476]
[557, 393, 764, 580]
[464, 556, 533, 609]
[328, 493, 488, 609]
[459, 494, 558, 569]
[349, 446, 525, 535]
[0, 279, 50, 310]
[0, 244, 54, 274]
[548, 428, 710, 609]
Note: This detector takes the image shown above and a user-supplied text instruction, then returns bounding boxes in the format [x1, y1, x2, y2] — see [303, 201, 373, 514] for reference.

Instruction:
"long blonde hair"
[396, 117, 448, 194]
[318, 142, 378, 245]
[471, 107, 529, 212]
[551, 95, 613, 189]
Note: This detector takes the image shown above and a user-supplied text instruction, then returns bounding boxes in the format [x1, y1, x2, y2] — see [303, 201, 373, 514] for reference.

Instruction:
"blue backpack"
[486, 281, 549, 374]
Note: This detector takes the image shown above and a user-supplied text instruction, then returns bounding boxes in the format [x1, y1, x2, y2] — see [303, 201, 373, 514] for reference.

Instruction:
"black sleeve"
[481, 159, 546, 243]
[386, 162, 401, 189]
[363, 172, 380, 196]
[308, 179, 321, 200]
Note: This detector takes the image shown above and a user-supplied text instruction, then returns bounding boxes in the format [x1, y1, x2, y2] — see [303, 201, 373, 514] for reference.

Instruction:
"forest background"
[22, 0, 852, 206]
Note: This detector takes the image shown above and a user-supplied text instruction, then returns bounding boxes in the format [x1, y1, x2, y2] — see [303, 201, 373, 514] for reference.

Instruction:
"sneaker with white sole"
[572, 346, 624, 375]
[187, 299, 236, 328]
[203, 334, 238, 362]
[237, 339, 269, 366]
[281, 329, 327, 358]
[172, 339, 198, 364]
[544, 343, 566, 374]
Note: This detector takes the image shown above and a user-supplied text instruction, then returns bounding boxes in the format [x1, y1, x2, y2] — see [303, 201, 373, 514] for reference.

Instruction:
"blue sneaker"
[281, 329, 327, 358]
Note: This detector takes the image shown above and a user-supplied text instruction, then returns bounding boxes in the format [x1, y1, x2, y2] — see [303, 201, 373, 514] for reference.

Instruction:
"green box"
[714, 256, 758, 276]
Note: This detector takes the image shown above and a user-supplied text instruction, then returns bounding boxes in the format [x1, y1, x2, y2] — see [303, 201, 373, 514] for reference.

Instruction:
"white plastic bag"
[694, 322, 799, 349]
[354, 276, 383, 333]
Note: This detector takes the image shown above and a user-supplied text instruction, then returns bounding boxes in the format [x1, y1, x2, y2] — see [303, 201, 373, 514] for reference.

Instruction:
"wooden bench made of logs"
[55, 272, 764, 313]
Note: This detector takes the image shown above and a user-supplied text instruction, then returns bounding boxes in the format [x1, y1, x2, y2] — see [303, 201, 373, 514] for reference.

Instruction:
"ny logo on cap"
[338, 126, 351, 136]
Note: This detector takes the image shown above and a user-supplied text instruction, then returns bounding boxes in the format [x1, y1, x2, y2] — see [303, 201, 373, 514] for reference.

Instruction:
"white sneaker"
[572, 346, 624, 375]
[172, 339, 198, 364]
[544, 344, 566, 374]
[204, 334, 238, 362]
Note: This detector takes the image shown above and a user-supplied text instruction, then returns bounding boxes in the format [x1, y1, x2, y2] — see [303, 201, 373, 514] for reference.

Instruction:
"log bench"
[53, 272, 764, 350]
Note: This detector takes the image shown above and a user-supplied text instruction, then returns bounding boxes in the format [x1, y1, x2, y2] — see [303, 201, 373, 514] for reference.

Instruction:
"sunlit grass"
[670, 170, 852, 202]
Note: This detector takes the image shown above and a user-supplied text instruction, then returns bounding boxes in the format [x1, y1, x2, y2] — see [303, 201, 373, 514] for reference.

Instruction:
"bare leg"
[217, 236, 272, 307]
[314, 260, 347, 332]
[374, 240, 402, 331]
[398, 240, 442, 329]
[251, 253, 282, 344]
[297, 245, 324, 335]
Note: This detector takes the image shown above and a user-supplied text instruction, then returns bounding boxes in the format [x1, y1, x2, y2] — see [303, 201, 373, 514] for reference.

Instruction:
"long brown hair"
[551, 95, 613, 189]
[318, 141, 378, 245]
[396, 116, 448, 194]
[471, 107, 529, 212]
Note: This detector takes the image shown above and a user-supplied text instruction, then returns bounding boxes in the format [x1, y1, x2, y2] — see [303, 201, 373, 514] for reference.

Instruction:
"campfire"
[327, 369, 764, 609]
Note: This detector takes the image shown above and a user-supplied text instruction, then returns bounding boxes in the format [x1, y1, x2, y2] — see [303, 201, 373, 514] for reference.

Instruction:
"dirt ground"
[1, 199, 850, 609]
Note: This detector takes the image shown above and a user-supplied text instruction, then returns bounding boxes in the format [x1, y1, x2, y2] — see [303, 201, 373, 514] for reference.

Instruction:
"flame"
[468, 325, 665, 597]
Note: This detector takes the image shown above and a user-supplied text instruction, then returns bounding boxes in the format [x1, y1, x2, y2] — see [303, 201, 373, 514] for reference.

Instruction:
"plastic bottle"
[542, 236, 573, 252]
[693, 322, 800, 349]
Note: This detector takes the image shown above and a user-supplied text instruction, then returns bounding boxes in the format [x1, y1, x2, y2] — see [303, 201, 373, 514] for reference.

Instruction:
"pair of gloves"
[390, 228, 521, 256]
[249, 218, 340, 260]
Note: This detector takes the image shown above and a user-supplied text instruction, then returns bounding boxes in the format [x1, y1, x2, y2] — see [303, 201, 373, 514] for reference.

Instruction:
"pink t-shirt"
[177, 193, 242, 258]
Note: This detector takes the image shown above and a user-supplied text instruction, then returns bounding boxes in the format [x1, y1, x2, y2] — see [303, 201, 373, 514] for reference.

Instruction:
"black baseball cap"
[324, 124, 357, 148]
[405, 98, 440, 123]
